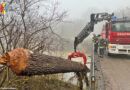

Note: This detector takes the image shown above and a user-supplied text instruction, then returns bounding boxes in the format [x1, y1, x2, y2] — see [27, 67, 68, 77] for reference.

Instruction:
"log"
[0, 48, 89, 76]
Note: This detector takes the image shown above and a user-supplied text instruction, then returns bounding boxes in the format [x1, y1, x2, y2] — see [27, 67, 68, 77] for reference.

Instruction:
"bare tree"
[0, 0, 67, 88]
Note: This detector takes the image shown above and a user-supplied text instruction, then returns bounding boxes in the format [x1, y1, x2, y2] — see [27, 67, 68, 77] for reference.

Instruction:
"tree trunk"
[0, 48, 89, 76]
[0, 66, 4, 73]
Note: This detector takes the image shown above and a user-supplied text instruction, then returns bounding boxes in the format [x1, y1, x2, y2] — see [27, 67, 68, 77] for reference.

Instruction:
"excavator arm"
[74, 13, 114, 52]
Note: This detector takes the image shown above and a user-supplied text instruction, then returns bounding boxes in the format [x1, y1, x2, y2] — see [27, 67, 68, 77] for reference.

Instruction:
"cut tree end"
[0, 48, 33, 75]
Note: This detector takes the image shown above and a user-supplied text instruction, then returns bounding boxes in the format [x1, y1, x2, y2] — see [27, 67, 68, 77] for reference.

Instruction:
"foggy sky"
[54, 0, 130, 39]
[58, 0, 130, 19]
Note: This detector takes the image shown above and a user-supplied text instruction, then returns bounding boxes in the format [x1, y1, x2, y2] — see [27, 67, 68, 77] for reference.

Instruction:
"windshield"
[111, 22, 130, 32]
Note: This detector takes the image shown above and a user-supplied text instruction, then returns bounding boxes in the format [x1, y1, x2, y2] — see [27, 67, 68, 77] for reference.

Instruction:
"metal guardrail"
[89, 43, 96, 90]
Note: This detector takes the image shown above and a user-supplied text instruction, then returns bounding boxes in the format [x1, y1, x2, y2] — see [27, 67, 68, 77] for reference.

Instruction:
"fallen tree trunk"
[0, 48, 89, 76]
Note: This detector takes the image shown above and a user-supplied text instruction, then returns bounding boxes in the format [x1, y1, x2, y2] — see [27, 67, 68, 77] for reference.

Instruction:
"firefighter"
[92, 34, 99, 53]
[97, 34, 101, 52]
[98, 37, 106, 58]
[104, 39, 108, 50]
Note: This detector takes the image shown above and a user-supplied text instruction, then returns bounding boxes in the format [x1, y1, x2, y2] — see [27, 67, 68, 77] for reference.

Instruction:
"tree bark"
[0, 48, 89, 76]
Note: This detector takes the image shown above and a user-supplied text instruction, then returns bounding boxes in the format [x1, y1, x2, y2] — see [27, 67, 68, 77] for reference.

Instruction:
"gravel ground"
[94, 53, 105, 90]
[100, 54, 130, 90]
[82, 40, 130, 90]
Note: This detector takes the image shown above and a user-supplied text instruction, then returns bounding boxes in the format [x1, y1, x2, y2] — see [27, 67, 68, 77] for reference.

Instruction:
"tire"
[108, 53, 112, 56]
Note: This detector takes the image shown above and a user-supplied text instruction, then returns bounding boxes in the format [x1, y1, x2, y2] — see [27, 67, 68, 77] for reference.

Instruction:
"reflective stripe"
[99, 47, 105, 48]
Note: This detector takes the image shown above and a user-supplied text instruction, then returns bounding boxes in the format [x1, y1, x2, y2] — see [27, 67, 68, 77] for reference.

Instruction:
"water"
[60, 56, 91, 88]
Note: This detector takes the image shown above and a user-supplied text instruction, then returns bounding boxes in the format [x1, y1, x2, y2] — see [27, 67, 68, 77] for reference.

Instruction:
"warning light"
[113, 16, 117, 20]
[91, 76, 95, 87]
[92, 82, 95, 86]
[108, 45, 112, 48]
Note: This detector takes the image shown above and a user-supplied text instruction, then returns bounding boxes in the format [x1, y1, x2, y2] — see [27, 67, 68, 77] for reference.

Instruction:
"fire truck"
[73, 13, 130, 56]
[101, 17, 130, 55]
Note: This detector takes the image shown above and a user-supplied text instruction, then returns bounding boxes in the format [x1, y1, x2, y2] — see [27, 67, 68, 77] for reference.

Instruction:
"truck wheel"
[108, 53, 112, 56]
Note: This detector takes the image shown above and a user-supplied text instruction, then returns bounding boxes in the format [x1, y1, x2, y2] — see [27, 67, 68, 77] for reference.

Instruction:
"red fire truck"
[101, 17, 130, 55]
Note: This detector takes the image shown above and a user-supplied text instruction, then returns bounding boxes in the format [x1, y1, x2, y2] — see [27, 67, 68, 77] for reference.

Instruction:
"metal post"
[90, 43, 96, 90]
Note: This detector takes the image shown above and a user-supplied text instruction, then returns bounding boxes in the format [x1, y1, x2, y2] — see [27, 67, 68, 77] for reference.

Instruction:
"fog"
[53, 0, 130, 40]
[58, 0, 130, 19]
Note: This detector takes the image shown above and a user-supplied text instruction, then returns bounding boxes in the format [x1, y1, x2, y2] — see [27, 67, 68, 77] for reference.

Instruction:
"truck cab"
[102, 17, 130, 55]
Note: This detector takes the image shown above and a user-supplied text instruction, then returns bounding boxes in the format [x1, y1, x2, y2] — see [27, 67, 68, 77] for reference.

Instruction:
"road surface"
[100, 54, 130, 90]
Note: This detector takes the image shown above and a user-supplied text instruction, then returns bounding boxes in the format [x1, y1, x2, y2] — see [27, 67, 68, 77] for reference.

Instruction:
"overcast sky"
[58, 0, 130, 19]
[53, 0, 130, 39]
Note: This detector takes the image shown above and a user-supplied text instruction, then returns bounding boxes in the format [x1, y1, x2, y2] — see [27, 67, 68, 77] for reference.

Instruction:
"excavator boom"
[74, 13, 114, 52]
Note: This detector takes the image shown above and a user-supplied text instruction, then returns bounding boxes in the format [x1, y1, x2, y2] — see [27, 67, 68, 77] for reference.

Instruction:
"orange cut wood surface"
[0, 48, 33, 75]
